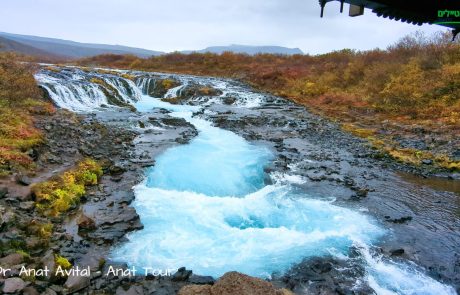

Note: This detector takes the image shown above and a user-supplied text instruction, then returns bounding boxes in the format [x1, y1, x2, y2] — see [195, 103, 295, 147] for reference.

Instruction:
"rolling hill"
[0, 32, 164, 59]
[0, 32, 304, 59]
[183, 44, 303, 55]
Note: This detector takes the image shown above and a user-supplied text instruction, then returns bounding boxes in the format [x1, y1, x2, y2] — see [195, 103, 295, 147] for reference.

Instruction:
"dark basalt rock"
[172, 267, 193, 282]
[0, 187, 8, 198]
[161, 117, 193, 127]
[188, 274, 215, 285]
[384, 216, 413, 224]
[178, 84, 223, 99]
[77, 214, 96, 231]
[280, 256, 373, 295]
[147, 78, 181, 97]
[390, 248, 405, 256]
[16, 175, 32, 186]
[221, 96, 237, 105]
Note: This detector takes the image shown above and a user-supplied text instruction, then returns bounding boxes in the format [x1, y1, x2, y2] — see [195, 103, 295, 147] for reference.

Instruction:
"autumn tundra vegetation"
[0, 53, 55, 176]
[77, 31, 460, 171]
[0, 52, 104, 218]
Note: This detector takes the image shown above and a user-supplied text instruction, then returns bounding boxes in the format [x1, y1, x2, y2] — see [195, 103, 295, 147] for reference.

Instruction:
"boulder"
[16, 175, 32, 186]
[172, 267, 192, 281]
[109, 165, 126, 175]
[188, 274, 215, 285]
[390, 248, 405, 256]
[41, 287, 58, 295]
[222, 97, 237, 105]
[40, 251, 56, 281]
[19, 201, 35, 211]
[144, 78, 180, 97]
[421, 159, 433, 165]
[0, 209, 15, 226]
[23, 286, 40, 295]
[0, 187, 8, 198]
[179, 84, 223, 99]
[179, 272, 293, 295]
[3, 277, 27, 293]
[115, 285, 144, 295]
[63, 274, 90, 293]
[77, 214, 96, 231]
[0, 253, 23, 266]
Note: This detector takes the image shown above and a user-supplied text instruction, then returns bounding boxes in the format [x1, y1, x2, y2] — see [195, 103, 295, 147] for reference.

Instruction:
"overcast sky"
[0, 0, 447, 54]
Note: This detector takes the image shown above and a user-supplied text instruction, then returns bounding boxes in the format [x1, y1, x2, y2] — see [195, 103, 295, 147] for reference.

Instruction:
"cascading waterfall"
[104, 76, 142, 103]
[35, 73, 108, 112]
[135, 76, 157, 95]
[39, 66, 456, 295]
[35, 68, 142, 111]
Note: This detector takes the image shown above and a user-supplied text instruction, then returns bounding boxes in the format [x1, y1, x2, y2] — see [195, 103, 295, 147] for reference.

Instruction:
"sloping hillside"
[184, 44, 303, 55]
[0, 36, 58, 58]
[0, 32, 163, 58]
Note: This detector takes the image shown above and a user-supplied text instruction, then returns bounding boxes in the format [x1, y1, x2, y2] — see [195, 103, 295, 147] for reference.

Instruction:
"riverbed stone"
[188, 274, 215, 285]
[172, 267, 192, 282]
[77, 214, 96, 231]
[23, 286, 40, 295]
[40, 251, 56, 281]
[179, 272, 293, 295]
[16, 175, 32, 186]
[63, 274, 90, 293]
[115, 285, 144, 295]
[0, 187, 8, 198]
[3, 277, 27, 293]
[0, 253, 23, 266]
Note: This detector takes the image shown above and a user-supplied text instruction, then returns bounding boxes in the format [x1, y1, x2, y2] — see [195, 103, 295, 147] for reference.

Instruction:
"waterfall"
[35, 68, 143, 111]
[35, 66, 270, 112]
[135, 76, 157, 95]
[164, 84, 186, 98]
[36, 73, 108, 112]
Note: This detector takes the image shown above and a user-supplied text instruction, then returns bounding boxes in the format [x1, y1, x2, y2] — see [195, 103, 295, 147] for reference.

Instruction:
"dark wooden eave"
[319, 0, 460, 30]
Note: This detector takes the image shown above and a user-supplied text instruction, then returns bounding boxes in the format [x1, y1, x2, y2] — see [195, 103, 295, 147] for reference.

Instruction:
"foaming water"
[358, 244, 456, 295]
[113, 185, 383, 277]
[35, 68, 141, 112]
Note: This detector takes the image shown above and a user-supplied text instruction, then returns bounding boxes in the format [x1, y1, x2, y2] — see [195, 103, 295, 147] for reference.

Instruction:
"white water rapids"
[35, 67, 457, 295]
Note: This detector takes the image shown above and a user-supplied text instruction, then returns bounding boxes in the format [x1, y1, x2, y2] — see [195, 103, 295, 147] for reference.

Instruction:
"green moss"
[55, 255, 72, 270]
[33, 159, 102, 216]
[16, 250, 31, 260]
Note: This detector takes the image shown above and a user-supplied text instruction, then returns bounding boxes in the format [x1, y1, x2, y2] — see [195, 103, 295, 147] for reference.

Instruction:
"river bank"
[1, 65, 458, 294]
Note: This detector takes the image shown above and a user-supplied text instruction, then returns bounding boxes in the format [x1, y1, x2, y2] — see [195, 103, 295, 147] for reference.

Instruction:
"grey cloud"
[0, 0, 447, 54]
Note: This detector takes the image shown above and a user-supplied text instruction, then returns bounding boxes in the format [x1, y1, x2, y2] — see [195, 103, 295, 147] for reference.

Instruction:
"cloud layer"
[0, 0, 446, 54]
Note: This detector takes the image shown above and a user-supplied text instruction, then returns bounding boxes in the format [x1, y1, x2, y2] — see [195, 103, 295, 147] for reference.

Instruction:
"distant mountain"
[0, 36, 61, 58]
[0, 32, 304, 59]
[183, 44, 303, 55]
[0, 32, 164, 59]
